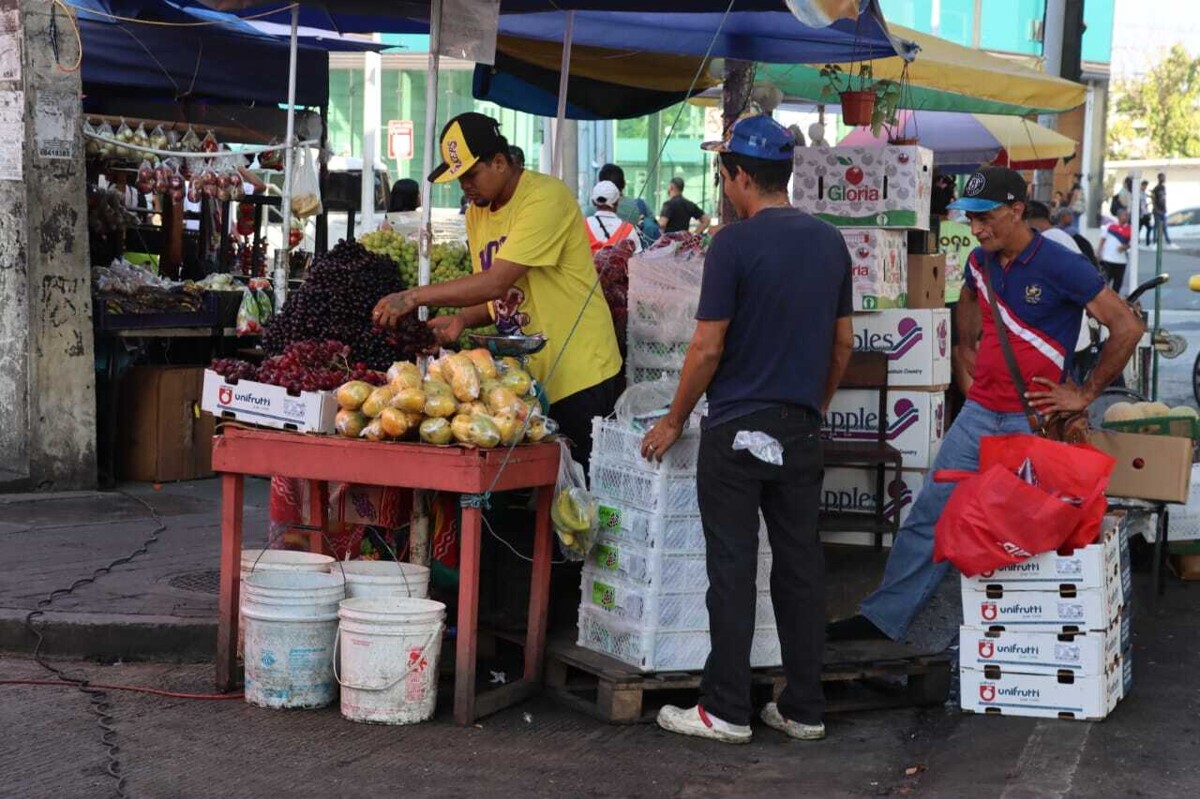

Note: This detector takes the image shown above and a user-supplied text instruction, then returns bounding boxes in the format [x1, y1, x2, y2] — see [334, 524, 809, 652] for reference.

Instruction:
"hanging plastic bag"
[550, 439, 598, 561]
[614, 378, 678, 431]
[114, 119, 134, 158]
[235, 287, 265, 336]
[149, 124, 169, 152]
[932, 435, 1116, 576]
[290, 147, 323, 218]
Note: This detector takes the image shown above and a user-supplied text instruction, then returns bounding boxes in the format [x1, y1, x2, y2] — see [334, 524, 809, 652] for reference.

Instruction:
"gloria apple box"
[840, 229, 907, 311]
[793, 145, 934, 230]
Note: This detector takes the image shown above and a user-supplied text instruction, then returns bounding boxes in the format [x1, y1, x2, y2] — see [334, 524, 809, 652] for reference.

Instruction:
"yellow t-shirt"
[466, 170, 622, 404]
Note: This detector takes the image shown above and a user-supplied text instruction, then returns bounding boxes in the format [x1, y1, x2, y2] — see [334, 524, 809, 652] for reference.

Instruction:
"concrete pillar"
[0, 2, 95, 489]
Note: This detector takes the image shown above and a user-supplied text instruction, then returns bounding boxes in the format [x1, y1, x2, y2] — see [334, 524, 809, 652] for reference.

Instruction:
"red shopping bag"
[932, 435, 1116, 576]
[978, 434, 1116, 549]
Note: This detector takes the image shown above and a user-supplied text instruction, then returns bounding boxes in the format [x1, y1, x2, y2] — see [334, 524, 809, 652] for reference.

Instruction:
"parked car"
[1165, 207, 1200, 241]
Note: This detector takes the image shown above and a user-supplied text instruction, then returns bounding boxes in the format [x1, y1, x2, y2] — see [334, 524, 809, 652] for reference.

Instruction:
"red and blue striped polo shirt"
[964, 232, 1105, 413]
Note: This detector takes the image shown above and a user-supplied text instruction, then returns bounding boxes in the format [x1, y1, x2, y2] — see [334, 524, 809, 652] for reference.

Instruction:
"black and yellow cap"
[428, 112, 506, 184]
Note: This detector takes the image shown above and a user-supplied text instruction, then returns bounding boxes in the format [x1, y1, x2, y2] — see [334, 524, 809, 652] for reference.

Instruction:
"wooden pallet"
[544, 637, 952, 724]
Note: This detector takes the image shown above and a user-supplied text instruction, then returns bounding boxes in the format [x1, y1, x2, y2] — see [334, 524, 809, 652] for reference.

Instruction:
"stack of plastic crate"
[625, 245, 704, 387]
[578, 417, 780, 672]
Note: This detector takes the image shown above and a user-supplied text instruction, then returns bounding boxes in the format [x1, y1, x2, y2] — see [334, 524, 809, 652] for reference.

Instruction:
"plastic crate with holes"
[627, 364, 681, 387]
[577, 607, 781, 672]
[594, 497, 772, 554]
[580, 569, 776, 631]
[588, 533, 772, 592]
[626, 337, 691, 370]
[589, 457, 699, 516]
[591, 416, 700, 472]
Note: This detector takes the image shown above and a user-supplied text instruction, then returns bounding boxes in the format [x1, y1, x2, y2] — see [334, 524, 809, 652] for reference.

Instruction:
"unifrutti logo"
[981, 602, 998, 621]
[233, 390, 271, 407]
[828, 156, 881, 202]
[218, 386, 233, 406]
[979, 683, 996, 702]
[978, 640, 995, 659]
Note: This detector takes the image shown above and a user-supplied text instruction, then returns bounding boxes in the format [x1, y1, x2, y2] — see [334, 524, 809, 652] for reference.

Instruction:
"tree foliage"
[1108, 44, 1200, 159]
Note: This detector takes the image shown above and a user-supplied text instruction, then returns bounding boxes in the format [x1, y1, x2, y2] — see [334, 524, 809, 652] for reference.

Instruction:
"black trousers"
[1100, 260, 1126, 292]
[697, 406, 826, 726]
[548, 371, 623, 473]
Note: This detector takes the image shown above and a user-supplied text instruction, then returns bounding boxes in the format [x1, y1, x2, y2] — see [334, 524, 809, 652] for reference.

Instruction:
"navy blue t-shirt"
[696, 206, 853, 428]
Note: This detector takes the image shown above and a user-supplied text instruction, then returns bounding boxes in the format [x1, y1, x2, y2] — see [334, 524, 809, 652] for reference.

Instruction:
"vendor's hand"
[641, 416, 683, 463]
[372, 291, 419, 330]
[427, 314, 466, 346]
[1026, 376, 1091, 413]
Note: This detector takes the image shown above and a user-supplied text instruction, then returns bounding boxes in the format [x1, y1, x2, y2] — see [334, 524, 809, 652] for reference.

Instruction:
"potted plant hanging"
[820, 63, 876, 128]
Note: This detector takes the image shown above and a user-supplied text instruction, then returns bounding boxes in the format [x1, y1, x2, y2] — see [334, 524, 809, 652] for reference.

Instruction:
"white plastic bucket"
[242, 571, 345, 709]
[336, 597, 445, 724]
[238, 550, 335, 658]
[332, 560, 432, 600]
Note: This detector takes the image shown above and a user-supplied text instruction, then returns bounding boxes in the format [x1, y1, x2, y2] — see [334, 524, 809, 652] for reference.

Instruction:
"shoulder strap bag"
[979, 263, 1090, 444]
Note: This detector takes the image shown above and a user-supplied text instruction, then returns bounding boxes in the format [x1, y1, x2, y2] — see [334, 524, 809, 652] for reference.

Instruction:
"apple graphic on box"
[845, 166, 864, 185]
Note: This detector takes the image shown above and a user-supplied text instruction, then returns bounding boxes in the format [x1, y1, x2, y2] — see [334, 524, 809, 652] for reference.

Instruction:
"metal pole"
[1035, 0, 1067, 202]
[362, 43, 382, 232]
[274, 4, 300, 311]
[552, 10, 575, 179]
[411, 0, 445, 570]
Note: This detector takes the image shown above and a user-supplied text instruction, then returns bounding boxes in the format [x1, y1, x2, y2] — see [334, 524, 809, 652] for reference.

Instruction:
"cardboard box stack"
[578, 418, 780, 672]
[793, 145, 946, 546]
[959, 513, 1134, 721]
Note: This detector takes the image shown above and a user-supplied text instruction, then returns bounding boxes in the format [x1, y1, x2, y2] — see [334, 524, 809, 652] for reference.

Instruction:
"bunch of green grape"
[430, 242, 473, 285]
[360, 229, 419, 288]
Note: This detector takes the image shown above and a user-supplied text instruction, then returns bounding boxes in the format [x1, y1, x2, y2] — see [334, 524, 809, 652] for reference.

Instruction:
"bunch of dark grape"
[211, 358, 258, 382]
[263, 240, 428, 368]
[210, 340, 387, 393]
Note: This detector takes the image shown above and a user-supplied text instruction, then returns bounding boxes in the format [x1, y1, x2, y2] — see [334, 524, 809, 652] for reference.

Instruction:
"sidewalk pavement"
[0, 479, 270, 660]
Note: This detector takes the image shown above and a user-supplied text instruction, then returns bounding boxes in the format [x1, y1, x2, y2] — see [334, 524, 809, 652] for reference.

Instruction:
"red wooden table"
[211, 427, 561, 725]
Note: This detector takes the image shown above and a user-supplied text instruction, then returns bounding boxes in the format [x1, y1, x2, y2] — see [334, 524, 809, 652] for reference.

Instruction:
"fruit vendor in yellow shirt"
[374, 112, 623, 468]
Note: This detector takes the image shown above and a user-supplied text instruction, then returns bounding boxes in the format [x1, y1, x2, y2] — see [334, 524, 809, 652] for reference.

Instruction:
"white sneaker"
[656, 704, 751, 744]
[760, 702, 826, 741]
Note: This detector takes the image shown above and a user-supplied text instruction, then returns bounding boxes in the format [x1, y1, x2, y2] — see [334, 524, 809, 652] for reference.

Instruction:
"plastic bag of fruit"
[550, 439, 598, 561]
[290, 147, 323, 218]
[235, 287, 266, 336]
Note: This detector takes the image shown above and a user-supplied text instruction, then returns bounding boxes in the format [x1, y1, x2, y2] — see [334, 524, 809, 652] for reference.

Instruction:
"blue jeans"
[1153, 212, 1172, 245]
[859, 401, 1030, 640]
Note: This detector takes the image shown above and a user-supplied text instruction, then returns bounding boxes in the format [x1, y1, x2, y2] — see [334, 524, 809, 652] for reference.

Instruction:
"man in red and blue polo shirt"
[830, 167, 1143, 643]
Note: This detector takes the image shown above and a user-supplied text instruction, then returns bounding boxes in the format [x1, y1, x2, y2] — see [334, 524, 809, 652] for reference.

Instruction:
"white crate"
[591, 417, 699, 473]
[627, 364, 681, 387]
[596, 497, 772, 554]
[581, 570, 776, 631]
[589, 534, 771, 592]
[626, 337, 691, 370]
[590, 458, 699, 515]
[577, 607, 781, 672]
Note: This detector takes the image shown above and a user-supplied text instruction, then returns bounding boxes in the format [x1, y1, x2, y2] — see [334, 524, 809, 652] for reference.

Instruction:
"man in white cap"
[585, 180, 642, 254]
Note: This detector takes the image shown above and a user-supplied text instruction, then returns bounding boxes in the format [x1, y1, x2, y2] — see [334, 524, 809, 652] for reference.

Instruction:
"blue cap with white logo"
[701, 115, 796, 161]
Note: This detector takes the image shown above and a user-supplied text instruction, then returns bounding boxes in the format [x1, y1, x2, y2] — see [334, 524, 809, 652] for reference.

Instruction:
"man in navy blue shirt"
[641, 114, 854, 744]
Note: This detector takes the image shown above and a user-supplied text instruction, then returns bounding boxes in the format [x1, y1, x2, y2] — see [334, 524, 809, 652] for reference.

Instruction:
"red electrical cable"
[0, 679, 243, 700]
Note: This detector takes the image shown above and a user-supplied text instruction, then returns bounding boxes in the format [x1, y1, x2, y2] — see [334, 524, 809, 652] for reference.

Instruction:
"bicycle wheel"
[1087, 386, 1147, 429]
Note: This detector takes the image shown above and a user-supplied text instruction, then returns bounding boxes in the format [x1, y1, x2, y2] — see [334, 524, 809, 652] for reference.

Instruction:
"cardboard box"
[906, 253, 947, 309]
[1087, 430, 1192, 504]
[119, 366, 214, 483]
[821, 467, 927, 528]
[840, 229, 908, 310]
[792, 145, 934, 229]
[938, 219, 978, 303]
[960, 654, 1129, 720]
[961, 580, 1123, 633]
[852, 308, 950, 388]
[962, 513, 1132, 601]
[823, 389, 946, 469]
[958, 621, 1126, 677]
[201, 370, 339, 434]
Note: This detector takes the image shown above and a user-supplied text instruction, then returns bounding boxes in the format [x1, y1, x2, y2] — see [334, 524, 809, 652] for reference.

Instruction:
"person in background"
[599, 162, 660, 245]
[658, 176, 711, 235]
[585, 180, 642, 254]
[828, 167, 1142, 646]
[388, 178, 420, 213]
[1139, 179, 1152, 248]
[1025, 200, 1082, 255]
[509, 145, 526, 170]
[1055, 209, 1097, 265]
[1097, 209, 1132, 291]
[1152, 172, 1177, 249]
[642, 115, 853, 745]
[1067, 185, 1086, 229]
[1051, 190, 1066, 213]
[1112, 176, 1132, 219]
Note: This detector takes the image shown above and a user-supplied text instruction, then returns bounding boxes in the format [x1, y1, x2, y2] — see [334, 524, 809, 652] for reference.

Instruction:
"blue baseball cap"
[947, 167, 1028, 213]
[701, 115, 796, 161]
